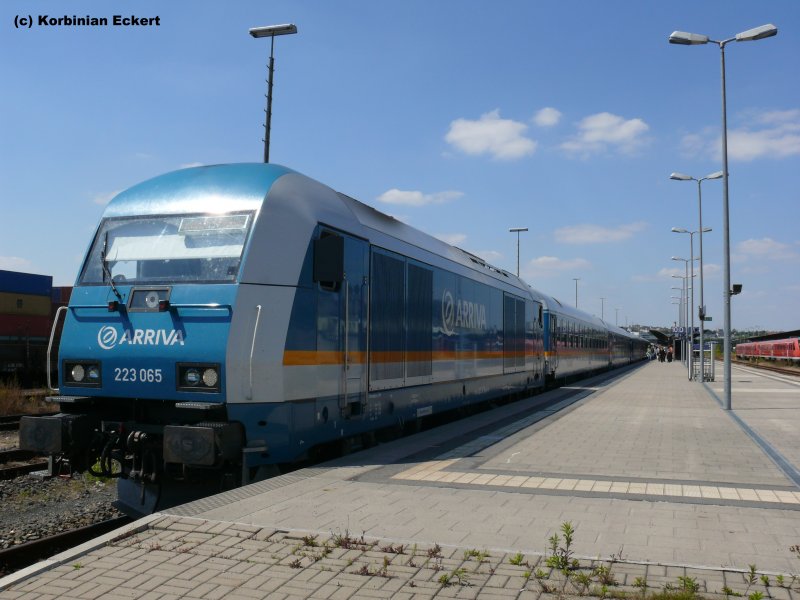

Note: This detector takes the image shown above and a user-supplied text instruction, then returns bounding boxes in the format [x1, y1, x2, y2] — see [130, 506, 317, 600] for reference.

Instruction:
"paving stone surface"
[2, 361, 800, 598]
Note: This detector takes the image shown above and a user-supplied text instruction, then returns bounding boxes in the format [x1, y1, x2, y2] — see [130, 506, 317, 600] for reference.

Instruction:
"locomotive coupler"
[127, 430, 159, 484]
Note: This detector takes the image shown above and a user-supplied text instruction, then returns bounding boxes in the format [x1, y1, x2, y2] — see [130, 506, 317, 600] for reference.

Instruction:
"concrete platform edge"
[0, 513, 163, 591]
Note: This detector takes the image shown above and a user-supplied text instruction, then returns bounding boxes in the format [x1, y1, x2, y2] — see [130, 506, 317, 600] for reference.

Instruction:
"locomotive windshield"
[80, 211, 254, 285]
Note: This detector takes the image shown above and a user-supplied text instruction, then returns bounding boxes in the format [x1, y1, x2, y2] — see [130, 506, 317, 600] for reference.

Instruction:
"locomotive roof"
[103, 163, 639, 341]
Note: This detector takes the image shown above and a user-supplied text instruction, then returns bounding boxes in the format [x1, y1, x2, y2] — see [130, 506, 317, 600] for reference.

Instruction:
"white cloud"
[0, 256, 33, 271]
[735, 237, 800, 262]
[376, 189, 463, 207]
[523, 256, 590, 279]
[658, 267, 683, 278]
[632, 263, 719, 283]
[445, 109, 537, 160]
[681, 109, 800, 161]
[91, 190, 122, 206]
[434, 233, 467, 246]
[561, 112, 649, 156]
[554, 222, 647, 244]
[533, 107, 562, 127]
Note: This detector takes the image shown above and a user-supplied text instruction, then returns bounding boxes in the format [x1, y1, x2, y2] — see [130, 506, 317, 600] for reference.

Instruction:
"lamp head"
[249, 23, 298, 38]
[669, 31, 709, 45]
[671, 227, 688, 233]
[704, 170, 723, 180]
[670, 172, 693, 181]
[736, 24, 777, 42]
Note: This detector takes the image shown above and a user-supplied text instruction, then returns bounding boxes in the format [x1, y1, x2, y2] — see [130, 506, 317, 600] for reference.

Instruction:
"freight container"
[0, 292, 52, 316]
[0, 270, 52, 297]
[0, 314, 52, 338]
[51, 286, 73, 304]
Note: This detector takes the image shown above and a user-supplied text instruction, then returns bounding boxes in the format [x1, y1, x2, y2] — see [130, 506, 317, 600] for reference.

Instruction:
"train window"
[314, 233, 344, 290]
[79, 211, 254, 285]
[370, 252, 405, 382]
[407, 264, 433, 378]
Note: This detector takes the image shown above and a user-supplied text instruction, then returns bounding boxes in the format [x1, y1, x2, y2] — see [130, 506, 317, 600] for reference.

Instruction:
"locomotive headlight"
[202, 368, 218, 388]
[184, 368, 201, 386]
[64, 361, 102, 386]
[177, 363, 220, 392]
[71, 364, 85, 382]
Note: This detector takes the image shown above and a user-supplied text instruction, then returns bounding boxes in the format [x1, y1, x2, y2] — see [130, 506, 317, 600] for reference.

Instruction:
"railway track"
[0, 449, 48, 480]
[0, 516, 131, 577]
[732, 359, 800, 378]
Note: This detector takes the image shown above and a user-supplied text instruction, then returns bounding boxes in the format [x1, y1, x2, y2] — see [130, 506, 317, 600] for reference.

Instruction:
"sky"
[1, 1, 799, 332]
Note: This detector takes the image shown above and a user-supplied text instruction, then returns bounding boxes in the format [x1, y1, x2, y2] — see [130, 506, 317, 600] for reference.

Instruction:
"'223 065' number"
[113, 368, 163, 383]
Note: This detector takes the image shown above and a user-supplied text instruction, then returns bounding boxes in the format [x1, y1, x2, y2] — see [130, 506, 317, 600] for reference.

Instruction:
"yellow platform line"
[391, 461, 800, 506]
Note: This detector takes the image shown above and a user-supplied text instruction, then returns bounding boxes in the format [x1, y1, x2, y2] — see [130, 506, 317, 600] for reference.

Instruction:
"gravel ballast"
[0, 473, 121, 550]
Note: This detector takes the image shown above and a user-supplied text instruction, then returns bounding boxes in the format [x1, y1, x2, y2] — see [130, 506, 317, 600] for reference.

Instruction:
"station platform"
[2, 360, 800, 599]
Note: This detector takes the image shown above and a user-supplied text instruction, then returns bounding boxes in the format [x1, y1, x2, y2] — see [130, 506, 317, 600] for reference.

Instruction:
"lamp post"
[572, 278, 580, 308]
[509, 228, 528, 277]
[669, 23, 777, 408]
[672, 269, 691, 378]
[249, 23, 298, 163]
[672, 227, 712, 380]
[670, 172, 722, 381]
[600, 297, 606, 321]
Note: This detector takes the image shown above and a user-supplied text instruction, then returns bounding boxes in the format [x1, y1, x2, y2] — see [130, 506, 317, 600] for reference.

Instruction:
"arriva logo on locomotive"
[441, 290, 487, 336]
[97, 326, 185, 350]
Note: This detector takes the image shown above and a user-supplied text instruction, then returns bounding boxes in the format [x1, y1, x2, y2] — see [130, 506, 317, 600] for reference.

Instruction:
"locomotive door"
[341, 236, 368, 417]
[314, 230, 368, 418]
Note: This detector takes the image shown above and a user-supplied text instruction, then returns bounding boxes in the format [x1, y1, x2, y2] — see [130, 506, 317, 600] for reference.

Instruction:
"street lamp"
[672, 228, 711, 379]
[509, 228, 528, 277]
[670, 171, 722, 381]
[572, 278, 580, 308]
[600, 297, 606, 321]
[669, 23, 777, 408]
[672, 268, 693, 378]
[249, 23, 298, 163]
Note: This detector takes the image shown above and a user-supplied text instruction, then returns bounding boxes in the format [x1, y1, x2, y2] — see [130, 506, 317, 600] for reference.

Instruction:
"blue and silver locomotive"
[21, 164, 646, 515]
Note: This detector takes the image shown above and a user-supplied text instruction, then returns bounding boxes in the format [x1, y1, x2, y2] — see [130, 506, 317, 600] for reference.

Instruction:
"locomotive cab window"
[79, 212, 254, 285]
[313, 232, 344, 291]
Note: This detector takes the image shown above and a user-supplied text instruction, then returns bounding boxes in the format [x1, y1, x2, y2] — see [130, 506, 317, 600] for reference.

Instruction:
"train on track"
[20, 164, 647, 515]
[734, 337, 800, 363]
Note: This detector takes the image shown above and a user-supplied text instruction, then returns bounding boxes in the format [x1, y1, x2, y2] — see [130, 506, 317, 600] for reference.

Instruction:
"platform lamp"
[509, 228, 528, 277]
[672, 227, 712, 380]
[669, 23, 777, 409]
[671, 285, 684, 364]
[249, 23, 298, 163]
[670, 172, 721, 382]
[672, 269, 691, 378]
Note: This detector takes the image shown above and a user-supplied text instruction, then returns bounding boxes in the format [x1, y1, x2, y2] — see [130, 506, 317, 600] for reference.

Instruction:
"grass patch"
[0, 380, 49, 415]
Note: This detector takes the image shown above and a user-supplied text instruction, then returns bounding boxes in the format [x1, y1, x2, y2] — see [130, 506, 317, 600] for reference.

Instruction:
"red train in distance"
[734, 337, 800, 362]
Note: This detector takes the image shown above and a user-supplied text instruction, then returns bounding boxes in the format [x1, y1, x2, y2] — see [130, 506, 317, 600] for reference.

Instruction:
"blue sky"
[2, 1, 798, 332]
